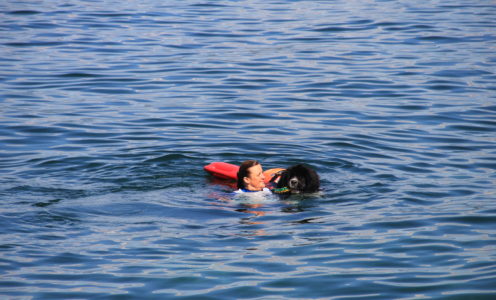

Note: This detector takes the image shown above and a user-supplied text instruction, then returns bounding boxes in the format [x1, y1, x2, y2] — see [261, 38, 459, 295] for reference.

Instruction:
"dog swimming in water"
[269, 164, 320, 195]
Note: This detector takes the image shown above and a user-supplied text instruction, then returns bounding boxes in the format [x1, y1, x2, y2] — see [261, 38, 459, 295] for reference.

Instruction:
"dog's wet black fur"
[274, 164, 320, 195]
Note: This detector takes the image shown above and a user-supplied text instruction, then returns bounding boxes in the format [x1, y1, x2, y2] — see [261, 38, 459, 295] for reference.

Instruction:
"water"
[1, 0, 495, 298]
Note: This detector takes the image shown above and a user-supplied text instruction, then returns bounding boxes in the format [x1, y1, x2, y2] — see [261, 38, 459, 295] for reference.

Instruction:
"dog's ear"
[303, 166, 320, 193]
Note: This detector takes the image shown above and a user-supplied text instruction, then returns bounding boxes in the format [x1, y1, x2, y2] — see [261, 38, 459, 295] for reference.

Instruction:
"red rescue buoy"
[204, 162, 285, 184]
[203, 162, 239, 180]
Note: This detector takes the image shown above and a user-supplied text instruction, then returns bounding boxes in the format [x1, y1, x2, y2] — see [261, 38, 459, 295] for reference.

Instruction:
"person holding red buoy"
[204, 160, 319, 195]
[235, 160, 272, 194]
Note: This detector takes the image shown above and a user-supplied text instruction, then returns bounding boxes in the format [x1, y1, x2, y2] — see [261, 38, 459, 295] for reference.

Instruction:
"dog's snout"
[289, 178, 299, 188]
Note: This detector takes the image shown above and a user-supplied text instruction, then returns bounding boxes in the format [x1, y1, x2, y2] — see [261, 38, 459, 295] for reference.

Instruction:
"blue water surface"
[1, 0, 495, 299]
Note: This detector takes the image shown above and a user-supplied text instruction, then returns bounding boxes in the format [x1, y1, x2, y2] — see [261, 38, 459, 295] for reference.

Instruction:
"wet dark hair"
[237, 160, 260, 189]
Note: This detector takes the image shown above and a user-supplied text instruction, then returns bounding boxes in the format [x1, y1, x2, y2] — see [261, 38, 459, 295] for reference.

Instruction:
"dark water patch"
[7, 10, 42, 15]
[33, 198, 62, 208]
[418, 35, 487, 44]
[5, 41, 66, 47]
[314, 25, 371, 32]
[85, 13, 135, 18]
[447, 124, 495, 133]
[426, 84, 469, 92]
[57, 72, 104, 78]
[405, 190, 463, 200]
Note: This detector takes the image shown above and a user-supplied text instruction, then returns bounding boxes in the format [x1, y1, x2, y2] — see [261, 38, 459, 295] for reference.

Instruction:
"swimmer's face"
[244, 164, 266, 191]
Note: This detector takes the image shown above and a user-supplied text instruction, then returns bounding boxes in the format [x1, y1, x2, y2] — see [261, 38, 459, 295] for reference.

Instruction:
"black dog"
[270, 164, 320, 195]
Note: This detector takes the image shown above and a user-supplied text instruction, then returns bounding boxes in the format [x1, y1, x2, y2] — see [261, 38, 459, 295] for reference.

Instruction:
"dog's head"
[275, 164, 320, 194]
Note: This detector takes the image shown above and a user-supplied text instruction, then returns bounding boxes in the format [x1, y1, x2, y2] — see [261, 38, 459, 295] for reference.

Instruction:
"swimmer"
[235, 160, 271, 193]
